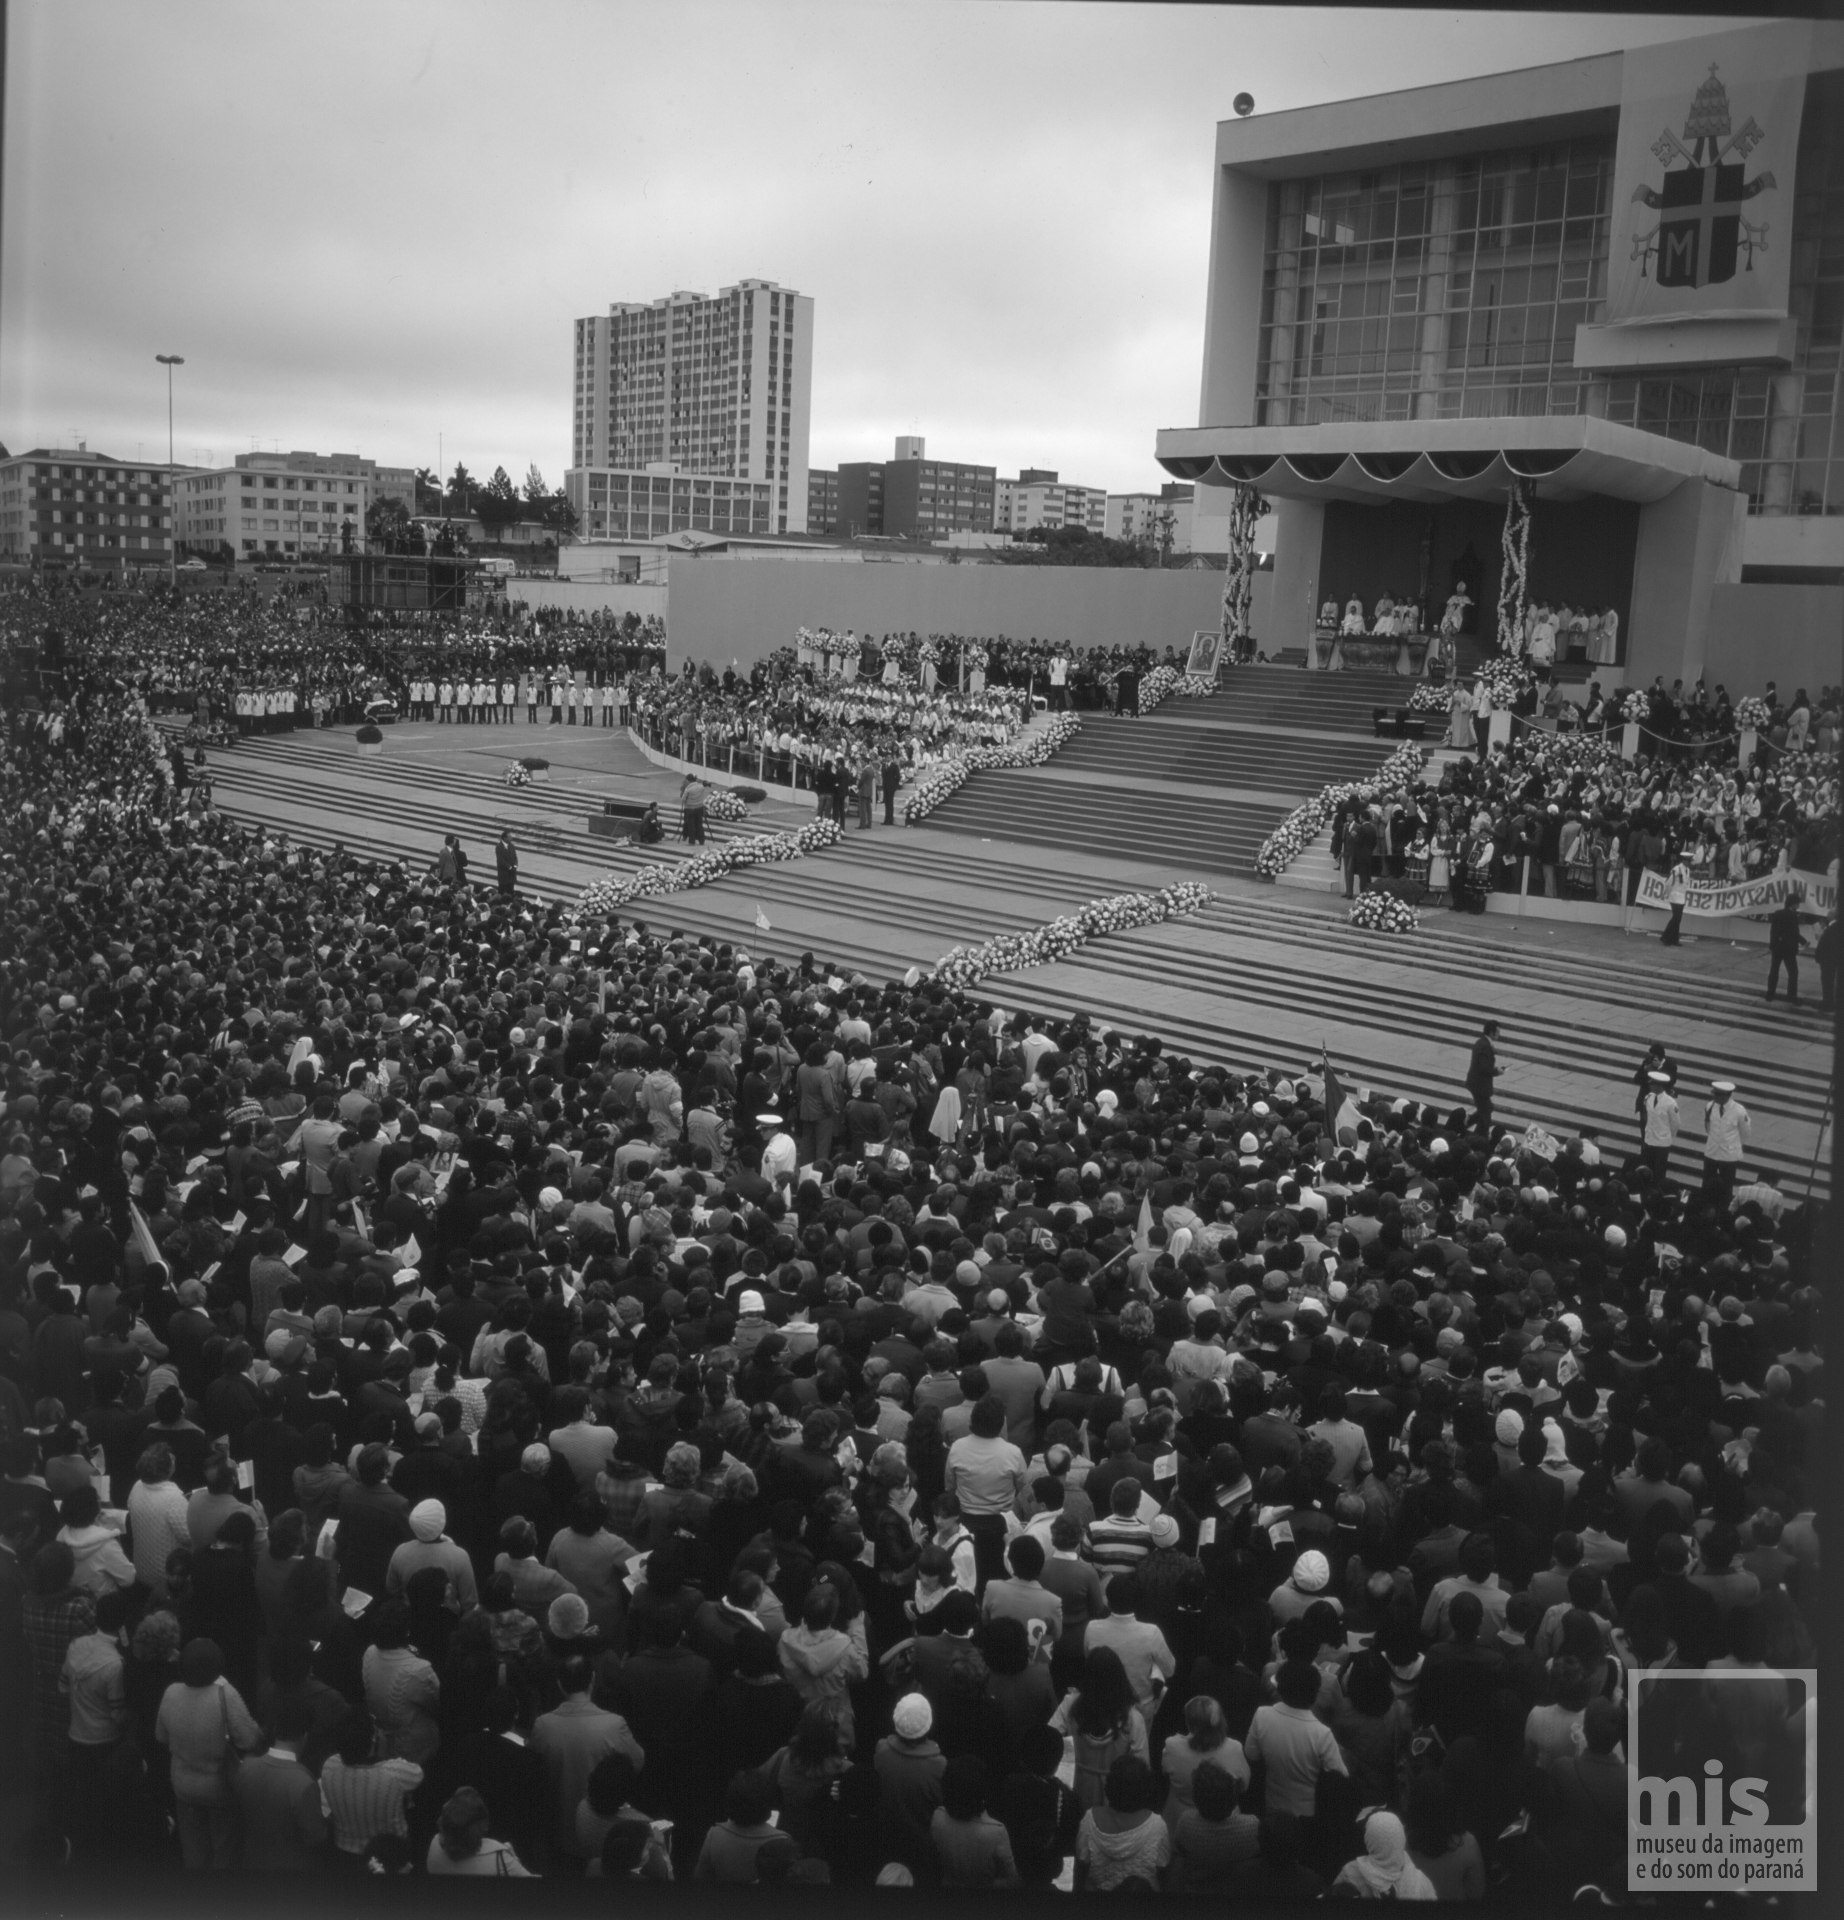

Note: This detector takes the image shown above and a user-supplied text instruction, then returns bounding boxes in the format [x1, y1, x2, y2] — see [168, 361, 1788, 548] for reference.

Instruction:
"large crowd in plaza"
[0, 575, 1828, 1903]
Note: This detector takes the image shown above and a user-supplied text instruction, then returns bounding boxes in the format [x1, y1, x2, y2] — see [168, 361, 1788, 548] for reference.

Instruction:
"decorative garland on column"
[1220, 486, 1263, 653]
[1496, 481, 1532, 652]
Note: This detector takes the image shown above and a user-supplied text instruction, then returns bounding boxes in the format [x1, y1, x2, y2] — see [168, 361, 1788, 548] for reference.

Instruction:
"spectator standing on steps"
[1765, 894, 1808, 1004]
[1467, 1020, 1500, 1137]
[881, 754, 902, 827]
[857, 761, 876, 830]
[680, 776, 708, 846]
[1661, 856, 1691, 945]
[495, 830, 518, 898]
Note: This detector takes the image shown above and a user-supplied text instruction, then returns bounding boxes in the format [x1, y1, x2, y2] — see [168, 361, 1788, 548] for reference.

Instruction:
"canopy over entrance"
[1154, 415, 1739, 506]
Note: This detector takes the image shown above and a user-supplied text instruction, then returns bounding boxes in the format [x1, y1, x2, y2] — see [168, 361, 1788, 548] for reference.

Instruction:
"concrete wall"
[505, 578, 667, 621]
[1200, 167, 1269, 429]
[1627, 478, 1747, 687]
[1704, 582, 1844, 696]
[665, 557, 1229, 671]
[1267, 496, 1325, 656]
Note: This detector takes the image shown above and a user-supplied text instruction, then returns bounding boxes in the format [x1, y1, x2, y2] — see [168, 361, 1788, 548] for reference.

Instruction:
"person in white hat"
[757, 1114, 798, 1187]
[384, 1497, 477, 1610]
[1268, 1548, 1337, 1626]
[1639, 1071, 1679, 1179]
[1701, 1081, 1750, 1203]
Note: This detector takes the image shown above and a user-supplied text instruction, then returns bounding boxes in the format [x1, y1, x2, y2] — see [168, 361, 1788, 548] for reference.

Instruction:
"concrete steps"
[196, 732, 1831, 1199]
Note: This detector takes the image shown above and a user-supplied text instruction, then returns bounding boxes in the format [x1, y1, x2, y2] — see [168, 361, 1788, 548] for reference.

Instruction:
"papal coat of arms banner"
[1604, 23, 1810, 328]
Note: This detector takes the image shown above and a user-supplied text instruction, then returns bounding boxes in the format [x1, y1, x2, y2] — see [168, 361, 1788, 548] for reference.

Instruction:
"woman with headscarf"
[154, 1637, 260, 1870]
[927, 1082, 963, 1152]
[1333, 1808, 1437, 1898]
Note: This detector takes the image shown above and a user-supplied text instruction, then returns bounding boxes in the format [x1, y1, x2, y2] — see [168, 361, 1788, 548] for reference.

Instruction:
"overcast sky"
[3, 3, 1733, 495]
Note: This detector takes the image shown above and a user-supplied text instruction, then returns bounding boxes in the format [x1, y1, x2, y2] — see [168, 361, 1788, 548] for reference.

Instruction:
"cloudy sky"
[3, 3, 1730, 495]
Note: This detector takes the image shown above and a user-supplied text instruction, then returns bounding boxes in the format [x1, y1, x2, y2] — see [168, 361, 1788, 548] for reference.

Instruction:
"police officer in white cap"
[1702, 1081, 1750, 1204]
[1639, 1071, 1679, 1179]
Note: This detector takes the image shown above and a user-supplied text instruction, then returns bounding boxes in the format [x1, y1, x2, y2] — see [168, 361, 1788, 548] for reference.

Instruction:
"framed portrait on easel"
[1185, 630, 1225, 680]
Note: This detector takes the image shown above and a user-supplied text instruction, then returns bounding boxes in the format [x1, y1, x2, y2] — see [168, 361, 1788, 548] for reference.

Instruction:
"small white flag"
[755, 903, 772, 933]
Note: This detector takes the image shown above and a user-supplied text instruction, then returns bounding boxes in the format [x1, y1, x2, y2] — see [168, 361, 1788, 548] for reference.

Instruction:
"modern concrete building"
[1156, 20, 1844, 690]
[807, 467, 840, 536]
[0, 446, 175, 569]
[563, 463, 776, 543]
[837, 438, 996, 540]
[1107, 483, 1197, 551]
[172, 450, 371, 561]
[571, 279, 812, 534]
[995, 470, 1109, 536]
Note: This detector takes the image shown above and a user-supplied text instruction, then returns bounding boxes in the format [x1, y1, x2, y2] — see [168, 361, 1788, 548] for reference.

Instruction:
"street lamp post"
[155, 354, 184, 582]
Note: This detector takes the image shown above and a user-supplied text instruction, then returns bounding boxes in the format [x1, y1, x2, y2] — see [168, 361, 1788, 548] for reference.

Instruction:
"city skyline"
[1, 3, 1738, 497]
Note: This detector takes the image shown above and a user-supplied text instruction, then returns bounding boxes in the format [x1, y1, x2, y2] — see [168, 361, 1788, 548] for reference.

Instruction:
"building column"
[1414, 161, 1458, 421]
[1269, 495, 1326, 663]
[1760, 371, 1805, 514]
[1627, 478, 1748, 688]
[1262, 181, 1306, 426]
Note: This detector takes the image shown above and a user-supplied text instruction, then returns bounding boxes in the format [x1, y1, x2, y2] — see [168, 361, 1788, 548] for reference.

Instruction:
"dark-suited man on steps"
[1467, 1020, 1500, 1137]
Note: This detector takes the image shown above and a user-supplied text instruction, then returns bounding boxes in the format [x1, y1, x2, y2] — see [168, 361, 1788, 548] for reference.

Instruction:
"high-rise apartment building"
[837, 438, 996, 540]
[570, 279, 812, 534]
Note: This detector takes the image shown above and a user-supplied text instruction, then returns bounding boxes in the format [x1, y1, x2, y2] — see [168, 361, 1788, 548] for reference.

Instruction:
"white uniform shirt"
[1703, 1098, 1751, 1164]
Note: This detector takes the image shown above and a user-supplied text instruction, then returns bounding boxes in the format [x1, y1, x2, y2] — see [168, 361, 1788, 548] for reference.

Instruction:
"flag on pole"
[1321, 1043, 1355, 1139]
[128, 1201, 163, 1271]
[755, 903, 772, 933]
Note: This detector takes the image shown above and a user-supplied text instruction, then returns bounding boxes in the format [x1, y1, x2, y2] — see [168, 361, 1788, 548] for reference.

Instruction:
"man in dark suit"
[1467, 1020, 1500, 1135]
[881, 754, 902, 826]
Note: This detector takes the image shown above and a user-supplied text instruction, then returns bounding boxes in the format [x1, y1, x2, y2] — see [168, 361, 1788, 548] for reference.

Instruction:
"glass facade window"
[1255, 72, 1843, 517]
[1258, 136, 1616, 427]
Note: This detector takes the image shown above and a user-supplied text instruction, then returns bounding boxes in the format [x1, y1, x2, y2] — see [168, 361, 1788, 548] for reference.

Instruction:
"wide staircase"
[188, 726, 1832, 1199]
[923, 665, 1415, 878]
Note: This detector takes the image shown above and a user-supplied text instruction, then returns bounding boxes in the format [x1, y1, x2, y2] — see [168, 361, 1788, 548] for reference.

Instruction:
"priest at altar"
[1340, 597, 1367, 636]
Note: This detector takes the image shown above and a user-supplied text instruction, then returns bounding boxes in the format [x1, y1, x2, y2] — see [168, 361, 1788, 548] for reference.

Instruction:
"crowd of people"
[1337, 725, 1839, 916]
[2, 577, 667, 740]
[0, 584, 1827, 1902]
[831, 635, 1181, 709]
[630, 657, 1036, 800]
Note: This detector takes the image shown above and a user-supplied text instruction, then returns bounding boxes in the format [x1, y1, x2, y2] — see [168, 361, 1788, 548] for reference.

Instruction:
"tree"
[445, 463, 477, 515]
[477, 465, 521, 531]
[1004, 524, 1149, 569]
[523, 464, 548, 506]
[545, 486, 578, 538]
[413, 467, 443, 514]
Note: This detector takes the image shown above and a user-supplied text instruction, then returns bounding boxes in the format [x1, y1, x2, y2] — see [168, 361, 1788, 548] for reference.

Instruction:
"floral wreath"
[1255, 740, 1427, 879]
[903, 713, 1081, 823]
[1349, 891, 1420, 935]
[502, 762, 532, 788]
[575, 815, 842, 918]
[932, 882, 1213, 988]
[1734, 695, 1772, 731]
